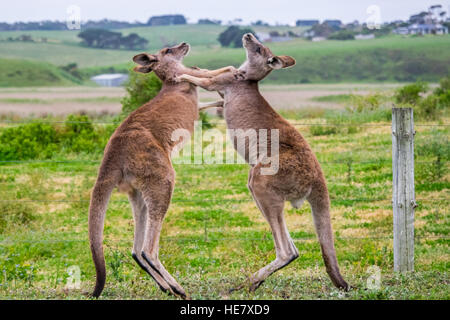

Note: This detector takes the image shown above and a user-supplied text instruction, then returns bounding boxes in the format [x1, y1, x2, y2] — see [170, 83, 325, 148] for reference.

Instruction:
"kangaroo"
[88, 42, 236, 299]
[177, 33, 349, 292]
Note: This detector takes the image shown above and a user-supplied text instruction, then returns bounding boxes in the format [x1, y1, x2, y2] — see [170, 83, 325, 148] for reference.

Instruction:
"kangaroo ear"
[133, 65, 153, 73]
[133, 53, 158, 73]
[268, 55, 296, 69]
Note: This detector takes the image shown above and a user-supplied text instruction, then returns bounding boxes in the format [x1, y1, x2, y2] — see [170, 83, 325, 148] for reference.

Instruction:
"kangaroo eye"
[255, 47, 261, 54]
[166, 49, 172, 54]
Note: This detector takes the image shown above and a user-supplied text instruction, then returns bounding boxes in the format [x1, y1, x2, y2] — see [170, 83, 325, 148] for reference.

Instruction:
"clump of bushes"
[61, 114, 103, 154]
[347, 93, 388, 113]
[395, 78, 449, 120]
[0, 122, 59, 160]
[0, 114, 110, 161]
[394, 81, 428, 105]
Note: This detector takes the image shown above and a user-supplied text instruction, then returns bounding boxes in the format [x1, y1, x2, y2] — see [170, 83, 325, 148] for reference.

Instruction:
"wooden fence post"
[392, 108, 416, 272]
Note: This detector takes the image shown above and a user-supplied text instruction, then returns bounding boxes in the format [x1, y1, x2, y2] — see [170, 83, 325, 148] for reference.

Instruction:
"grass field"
[0, 24, 449, 86]
[0, 95, 448, 299]
[0, 58, 82, 87]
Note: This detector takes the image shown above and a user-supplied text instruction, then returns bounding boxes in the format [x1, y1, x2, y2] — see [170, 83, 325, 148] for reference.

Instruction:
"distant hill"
[0, 25, 448, 85]
[0, 58, 82, 87]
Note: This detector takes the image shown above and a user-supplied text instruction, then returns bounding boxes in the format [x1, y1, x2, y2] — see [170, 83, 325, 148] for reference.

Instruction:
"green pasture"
[0, 112, 448, 299]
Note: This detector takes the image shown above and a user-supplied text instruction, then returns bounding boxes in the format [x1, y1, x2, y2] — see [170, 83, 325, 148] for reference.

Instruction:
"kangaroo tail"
[308, 178, 349, 290]
[88, 172, 118, 298]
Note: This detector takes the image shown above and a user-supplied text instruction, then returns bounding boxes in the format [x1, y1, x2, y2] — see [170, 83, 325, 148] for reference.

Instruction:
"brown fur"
[88, 42, 235, 298]
[177, 34, 348, 291]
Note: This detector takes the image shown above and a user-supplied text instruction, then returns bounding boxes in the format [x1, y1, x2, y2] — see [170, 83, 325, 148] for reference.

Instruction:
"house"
[255, 32, 271, 42]
[323, 20, 342, 30]
[296, 20, 319, 27]
[255, 32, 292, 43]
[91, 74, 128, 87]
[408, 23, 448, 35]
[393, 27, 409, 35]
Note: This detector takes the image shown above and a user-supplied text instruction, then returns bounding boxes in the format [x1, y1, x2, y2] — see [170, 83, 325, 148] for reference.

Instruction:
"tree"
[121, 71, 162, 116]
[198, 19, 221, 25]
[147, 15, 187, 26]
[78, 29, 148, 50]
[307, 23, 334, 38]
[218, 26, 258, 48]
[121, 33, 149, 50]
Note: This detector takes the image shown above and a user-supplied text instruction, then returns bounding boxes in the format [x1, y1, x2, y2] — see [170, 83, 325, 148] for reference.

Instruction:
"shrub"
[62, 114, 102, 153]
[0, 122, 59, 161]
[347, 93, 387, 113]
[199, 111, 216, 130]
[395, 78, 449, 120]
[120, 70, 162, 117]
[394, 82, 428, 105]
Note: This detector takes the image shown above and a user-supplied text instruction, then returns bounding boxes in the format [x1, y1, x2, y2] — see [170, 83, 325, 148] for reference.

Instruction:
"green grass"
[0, 58, 82, 87]
[0, 113, 448, 299]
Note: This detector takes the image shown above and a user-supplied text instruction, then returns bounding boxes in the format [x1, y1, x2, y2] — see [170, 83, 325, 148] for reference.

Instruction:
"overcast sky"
[1, 0, 449, 24]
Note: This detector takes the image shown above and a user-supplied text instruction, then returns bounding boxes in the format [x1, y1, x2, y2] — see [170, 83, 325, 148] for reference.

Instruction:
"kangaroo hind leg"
[246, 179, 299, 291]
[128, 188, 174, 295]
[139, 174, 188, 299]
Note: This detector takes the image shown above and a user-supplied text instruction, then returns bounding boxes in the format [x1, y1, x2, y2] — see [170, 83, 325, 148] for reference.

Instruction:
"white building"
[91, 74, 128, 87]
[407, 23, 448, 35]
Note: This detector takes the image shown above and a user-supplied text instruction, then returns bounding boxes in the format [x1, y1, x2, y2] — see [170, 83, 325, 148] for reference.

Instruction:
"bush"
[395, 79, 449, 120]
[395, 82, 428, 105]
[347, 93, 387, 113]
[0, 122, 59, 160]
[0, 114, 114, 161]
[120, 70, 162, 117]
[199, 111, 216, 130]
[62, 114, 102, 154]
